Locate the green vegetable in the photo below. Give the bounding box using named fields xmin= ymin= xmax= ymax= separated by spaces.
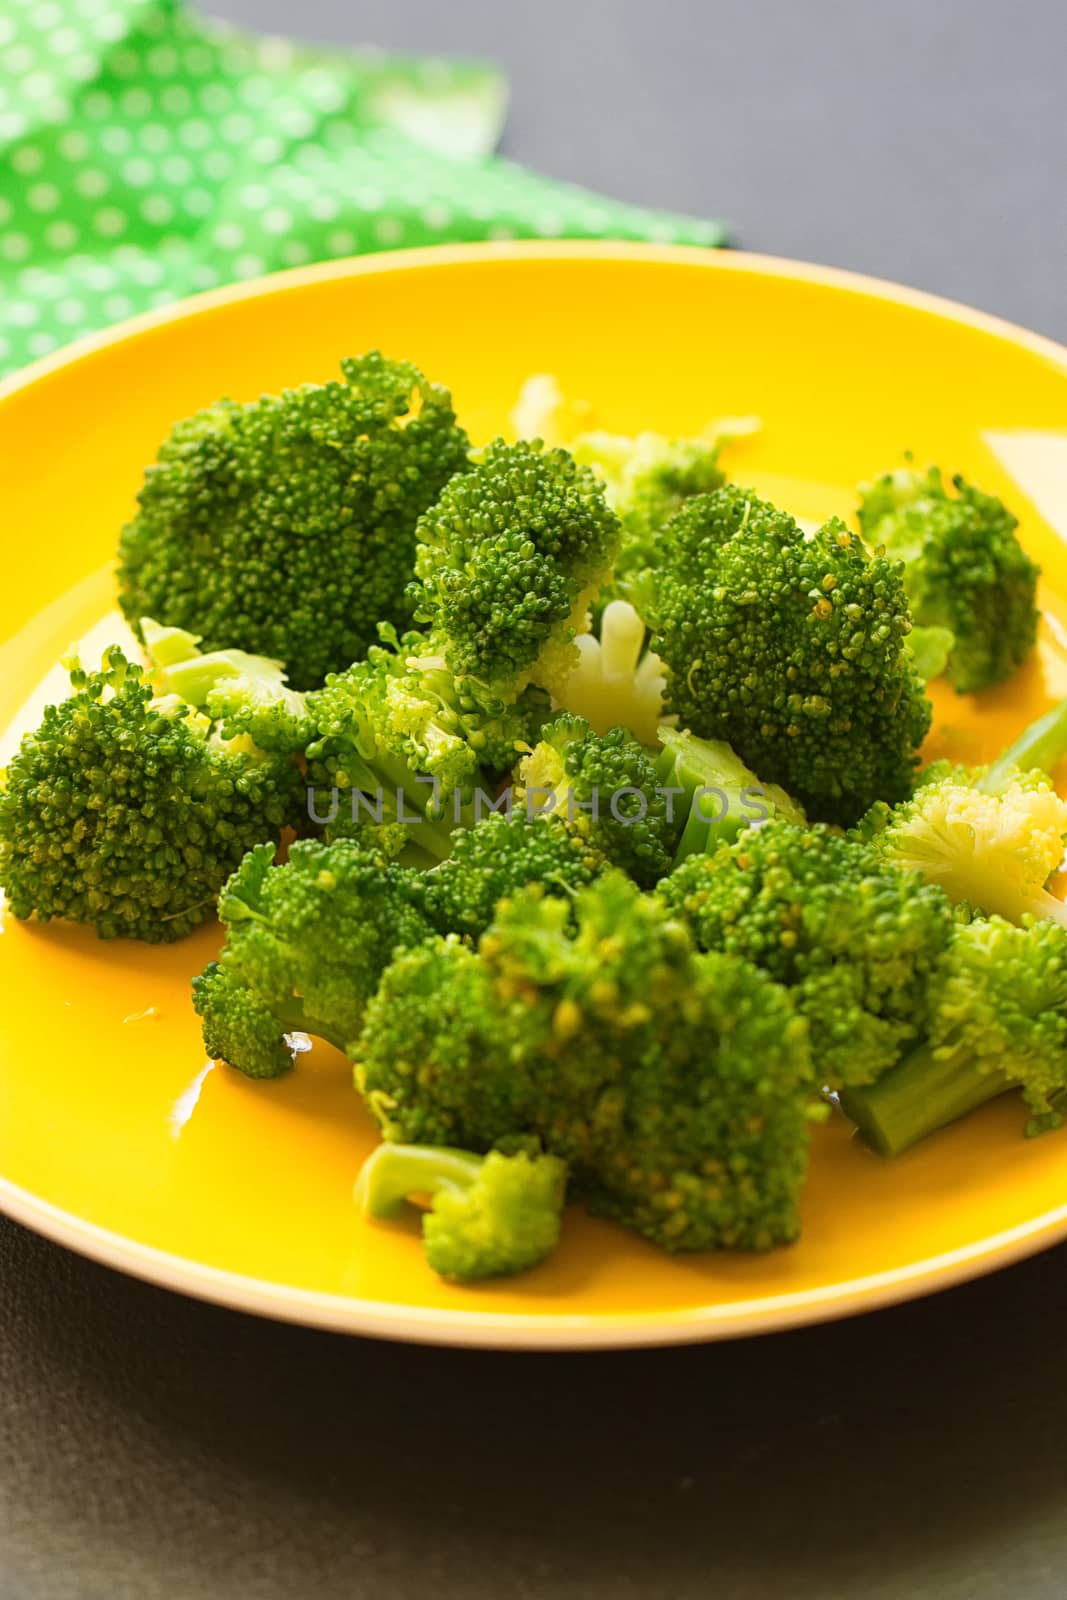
xmin=192 ymin=838 xmax=433 ymax=1077
xmin=142 ymin=618 xmax=311 ymax=755
xmin=117 ymin=351 xmax=471 ymax=690
xmin=647 ymin=486 xmax=931 ymax=826
xmin=839 ymin=916 xmax=1067 ymax=1154
xmin=408 ymin=437 xmax=621 ymax=704
xmin=654 ymin=724 xmax=806 ymax=863
xmin=0 ymin=647 xmax=298 ymax=942
xmin=355 ymin=873 xmax=816 ymax=1253
xmin=515 ymin=713 xmax=678 ymax=887
xmin=421 ymin=812 xmax=604 ymax=941
xmin=858 ymin=465 xmax=1039 ymax=694
xmin=354 ymin=1142 xmax=567 ymax=1282
xmin=658 ymin=820 xmax=958 ymax=1088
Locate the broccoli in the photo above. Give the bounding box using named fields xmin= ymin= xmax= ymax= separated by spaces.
xmin=408 ymin=437 xmax=621 ymax=705
xmin=654 ymin=725 xmax=806 ymax=862
xmin=515 ymin=713 xmax=677 ymax=887
xmin=552 ymin=599 xmax=668 ymax=748
xmin=117 ymin=351 xmax=471 ymax=690
xmin=856 ymin=698 xmax=1067 ymax=929
xmin=192 ymin=837 xmax=432 ymax=1076
xmin=839 ymin=916 xmax=1067 ymax=1154
xmin=0 ymin=647 xmax=298 ymax=942
xmin=647 ymin=486 xmax=931 ymax=826
xmin=142 ymin=618 xmax=311 ymax=755
xmin=354 ymin=1142 xmax=567 ymax=1282
xmin=658 ymin=821 xmax=958 ymax=1088
xmin=421 ymin=812 xmax=604 ymax=941
xmin=354 ymin=874 xmax=816 ymax=1253
xmin=858 ymin=464 xmax=1040 ymax=693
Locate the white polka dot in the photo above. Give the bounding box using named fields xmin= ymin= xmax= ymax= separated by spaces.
xmin=11 ymin=144 xmax=43 ymax=175
xmin=160 ymin=84 xmax=191 ymax=115
xmin=250 ymin=135 xmax=282 ymax=164
xmin=49 ymin=25 xmax=81 ymax=55
xmin=104 ymin=292 xmax=133 ymax=319
xmin=23 ymin=70 xmax=58 ymax=103
xmin=322 ymin=121 xmax=356 ymax=152
xmin=92 ymin=10 xmax=125 ymax=40
xmin=199 ymin=82 xmax=231 ymax=114
xmin=279 ymin=106 xmax=314 ymax=139
xmin=355 ymin=186 xmax=384 ymax=210
xmin=27 ymin=182 xmax=60 ymax=212
xmin=67 ymin=53 xmax=98 ymax=82
xmin=221 ymin=112 xmax=252 ymax=142
xmin=422 ymin=203 xmax=452 ymax=230
xmin=39 ymin=94 xmax=70 ymax=122
xmin=0 ymin=112 xmax=28 ymax=141
xmin=179 ymin=118 xmax=211 ymax=149
xmin=0 ymin=18 xmax=13 ymax=46
xmin=120 ymin=86 xmax=152 ymax=118
xmin=45 ymin=219 xmax=78 ymax=249
xmin=8 ymin=300 xmax=38 ymax=327
xmin=280 ymin=238 xmax=310 ymax=266
xmin=373 ymin=218 xmax=402 ymax=246
xmin=33 ymin=2 xmax=62 ymax=26
xmin=300 ymin=70 xmax=344 ymax=112
xmin=202 ymin=150 xmax=232 ymax=180
xmin=141 ymin=195 xmax=174 ymax=225
xmin=257 ymin=36 xmax=293 ymax=69
xmin=328 ymin=227 xmax=357 ymax=254
xmin=262 ymin=207 xmax=292 ymax=235
xmin=123 ymin=157 xmax=153 ymax=185
xmin=190 ymin=262 xmax=219 ymax=289
xmin=308 ymin=193 xmax=338 ymax=222
xmin=5 ymin=44 xmax=33 ymax=73
xmin=128 ymin=256 xmax=162 ymax=285
xmin=109 ymin=47 xmax=139 ymax=78
xmin=487 ymin=223 xmax=515 ymax=241
xmin=59 ymin=129 xmax=90 ymax=160
xmin=182 ymin=187 xmax=213 ymax=217
xmin=140 ymin=123 xmax=170 ymax=153
xmin=82 ymin=262 xmax=116 ymax=290
xmin=233 ymin=253 xmax=265 ymax=279
xmin=148 ymin=287 xmax=173 ymax=309
xmin=240 ymin=76 xmax=272 ymax=109
xmin=100 ymin=124 xmax=131 ymax=155
xmin=28 ymin=332 xmax=58 ymax=357
xmin=183 ymin=45 xmax=214 ymax=76
xmin=93 ymin=206 xmax=127 ymax=237
xmin=147 ymin=44 xmax=179 ymax=75
xmin=161 ymin=153 xmax=193 ymax=184
xmin=213 ymin=220 xmax=243 ymax=249
xmin=74 ymin=168 xmax=109 ymax=198
xmin=239 ymin=182 xmax=270 ymax=209
xmin=55 ymin=297 xmax=87 ymax=326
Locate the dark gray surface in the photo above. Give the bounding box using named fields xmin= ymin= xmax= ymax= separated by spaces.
xmin=4 ymin=3 xmax=1067 ymax=1596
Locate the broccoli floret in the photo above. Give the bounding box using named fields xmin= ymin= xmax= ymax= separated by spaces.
xmin=117 ymin=352 xmax=471 ymax=690
xmin=142 ymin=618 xmax=311 ymax=755
xmin=408 ymin=438 xmax=621 ymax=704
xmin=354 ymin=874 xmax=816 ymax=1253
xmin=552 ymin=599 xmax=668 ymax=748
xmin=515 ymin=713 xmax=677 ymax=887
xmin=647 ymin=487 xmax=931 ymax=826
xmin=658 ymin=821 xmax=957 ymax=1087
xmin=858 ymin=465 xmax=1039 ymax=693
xmin=839 ymin=916 xmax=1067 ymax=1153
xmin=421 ymin=813 xmax=604 ymax=940
xmin=354 ymin=1142 xmax=567 ymax=1282
xmin=192 ymin=838 xmax=432 ymax=1076
xmin=0 ymin=647 xmax=298 ymax=942
xmin=654 ymin=725 xmax=806 ymax=862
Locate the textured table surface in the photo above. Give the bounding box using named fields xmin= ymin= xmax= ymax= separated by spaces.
xmin=4 ymin=2 xmax=1067 ymax=1596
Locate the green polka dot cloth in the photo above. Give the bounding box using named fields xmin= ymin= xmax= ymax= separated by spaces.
xmin=0 ymin=0 xmax=727 ymax=378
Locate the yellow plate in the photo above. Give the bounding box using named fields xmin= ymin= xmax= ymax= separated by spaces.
xmin=3 ymin=243 xmax=1067 ymax=1349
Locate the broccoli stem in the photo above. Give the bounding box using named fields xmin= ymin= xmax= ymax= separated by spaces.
xmin=979 ymin=695 xmax=1067 ymax=794
xmin=838 ymin=1043 xmax=1009 ymax=1156
xmin=354 ymin=1142 xmax=480 ymax=1218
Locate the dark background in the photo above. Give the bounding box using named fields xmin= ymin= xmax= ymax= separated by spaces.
xmin=4 ymin=2 xmax=1067 ymax=1595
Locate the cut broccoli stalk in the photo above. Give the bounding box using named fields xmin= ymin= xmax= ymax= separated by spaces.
xmin=655 ymin=725 xmax=806 ymax=863
xmin=142 ymin=615 xmax=310 ymax=755
xmin=838 ymin=1043 xmax=1010 ymax=1157
xmin=978 ymin=694 xmax=1067 ymax=795
xmin=906 ymin=625 xmax=956 ymax=683
xmin=354 ymin=1142 xmax=567 ymax=1282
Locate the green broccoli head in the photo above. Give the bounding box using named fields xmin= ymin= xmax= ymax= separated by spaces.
xmin=355 ymin=873 xmax=816 ymax=1253
xmin=117 ymin=352 xmax=471 ymax=690
xmin=658 ymin=821 xmax=958 ymax=1087
xmin=839 ymin=916 xmax=1067 ymax=1154
xmin=0 ymin=648 xmax=298 ymax=942
xmin=858 ymin=770 xmax=1067 ymax=928
xmin=193 ymin=837 xmax=433 ymax=1075
xmin=858 ymin=465 xmax=1040 ymax=694
xmin=408 ymin=438 xmax=621 ymax=702
xmin=516 ymin=712 xmax=678 ymax=887
xmin=421 ymin=813 xmax=605 ymax=940
xmin=647 ymin=486 xmax=931 ymax=826
xmin=354 ymin=1142 xmax=567 ymax=1282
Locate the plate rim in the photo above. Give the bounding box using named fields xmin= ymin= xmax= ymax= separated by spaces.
xmin=3 ymin=240 xmax=1067 ymax=1348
